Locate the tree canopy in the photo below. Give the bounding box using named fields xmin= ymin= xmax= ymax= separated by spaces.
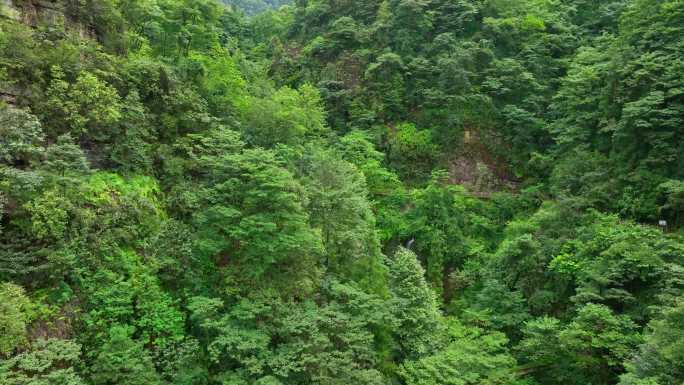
xmin=0 ymin=0 xmax=683 ymax=384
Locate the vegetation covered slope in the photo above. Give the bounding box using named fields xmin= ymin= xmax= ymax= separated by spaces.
xmin=0 ymin=1 xmax=683 ymax=385
xmin=222 ymin=0 xmax=292 ymax=15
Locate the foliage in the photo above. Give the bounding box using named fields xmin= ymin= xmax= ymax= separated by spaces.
xmin=620 ymin=300 xmax=684 ymax=385
xmin=223 ymin=0 xmax=292 ymax=15
xmin=400 ymin=320 xmax=519 ymax=385
xmin=189 ymin=281 xmax=390 ymax=384
xmin=239 ymin=83 xmax=327 ymax=147
xmin=301 ymin=149 xmax=385 ymax=290
xmin=0 ymin=339 xmax=86 ymax=385
xmin=89 ymin=325 xmax=161 ymax=385
xmin=0 ymin=106 xmax=44 ymax=167
xmin=41 ymin=67 xmax=122 ymax=139
xmin=0 ymin=282 xmax=31 ymax=356
xmin=518 ymin=304 xmax=642 ymax=385
xmin=0 ymin=1 xmax=683 ymax=385
xmin=388 ymin=248 xmax=443 ymax=359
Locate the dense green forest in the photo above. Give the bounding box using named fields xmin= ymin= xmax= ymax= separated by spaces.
xmin=0 ymin=0 xmax=683 ymax=384
xmin=222 ymin=0 xmax=291 ymax=15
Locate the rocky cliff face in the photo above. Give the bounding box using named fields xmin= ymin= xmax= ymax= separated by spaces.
xmin=1 ymin=0 xmax=65 ymax=27
xmin=0 ymin=0 xmax=67 ymax=105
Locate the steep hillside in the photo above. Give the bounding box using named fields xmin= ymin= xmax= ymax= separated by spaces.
xmin=1 ymin=1 xmax=683 ymax=385
xmin=222 ymin=0 xmax=292 ymax=14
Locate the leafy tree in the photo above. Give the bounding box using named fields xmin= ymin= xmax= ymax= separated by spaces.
xmin=400 ymin=320 xmax=519 ymax=385
xmin=337 ymin=130 xmax=408 ymax=243
xmin=658 ymin=179 xmax=684 ymax=227
xmin=189 ymin=281 xmax=390 ymax=385
xmin=186 ymin=129 xmax=324 ymax=295
xmin=153 ymin=338 xmax=208 ymax=385
xmin=190 ymin=50 xmax=246 ymax=118
xmin=302 ymin=149 xmax=385 ymax=289
xmin=387 ymin=122 xmax=437 ymax=181
xmin=557 ymin=214 xmax=682 ymax=321
xmin=0 ymin=339 xmax=86 ymax=385
xmin=364 ymin=52 xmax=406 ymax=121
xmin=41 ymin=67 xmax=122 ymax=140
xmin=405 ymin=171 xmax=485 ymax=295
xmin=0 ymin=282 xmax=31 ymax=356
xmin=109 ymin=92 xmax=155 ymax=173
xmin=0 ymin=106 xmax=44 ymax=167
xmin=620 ymin=300 xmax=684 ymax=385
xmin=459 ymin=278 xmax=531 ymax=339
xmin=518 ymin=304 xmax=641 ymax=385
xmin=90 ymin=325 xmax=161 ymax=385
xmin=387 ymin=247 xmax=443 ymax=359
xmin=42 ymin=134 xmax=90 ymax=179
xmin=491 ymin=202 xmax=582 ymax=314
xmin=239 ymin=83 xmax=327 ymax=147
xmin=560 ymin=304 xmax=641 ymax=383
xmin=24 ymin=189 xmax=71 ymax=241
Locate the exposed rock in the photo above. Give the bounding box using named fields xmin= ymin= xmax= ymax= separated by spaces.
xmin=448 ymin=128 xmax=519 ymax=197
xmin=1 ymin=0 xmax=65 ymax=27
xmin=0 ymin=0 xmax=22 ymax=21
